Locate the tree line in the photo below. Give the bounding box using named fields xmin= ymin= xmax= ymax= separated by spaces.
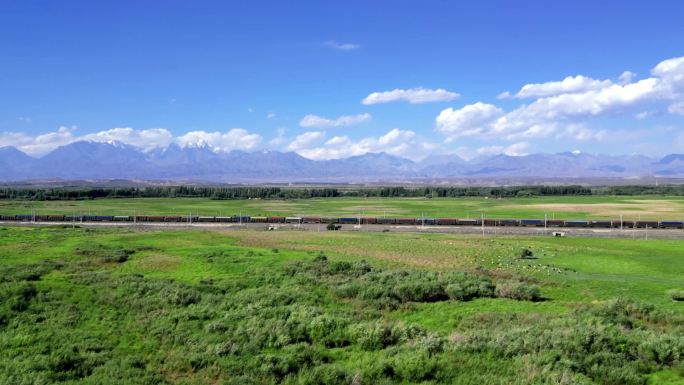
xmin=1 ymin=184 xmax=684 ymax=200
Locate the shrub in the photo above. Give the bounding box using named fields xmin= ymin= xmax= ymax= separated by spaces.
xmin=446 ymin=275 xmax=495 ymax=301
xmin=495 ymin=280 xmax=541 ymax=301
xmin=667 ymin=289 xmax=684 ymax=301
xmin=519 ymin=248 xmax=535 ymax=259
xmin=351 ymin=322 xmax=406 ymax=350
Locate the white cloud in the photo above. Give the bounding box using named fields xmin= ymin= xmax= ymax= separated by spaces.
xmin=267 ymin=112 xmax=276 ymax=119
xmin=619 ymin=71 xmax=636 ymax=85
xmin=324 ymin=40 xmax=360 ymax=51
xmin=299 ymin=113 xmax=371 ymax=128
xmin=294 ymin=128 xmax=436 ymax=161
xmin=176 ymin=129 xmax=262 ymax=152
xmin=0 ymin=126 xmax=263 ymax=156
xmin=18 ymin=117 xmax=32 ymax=123
xmin=82 ymin=128 xmax=174 ymax=151
xmin=267 ymin=128 xmax=288 ymax=148
xmin=437 ymin=55 xmax=684 ymax=144
xmin=669 ymin=101 xmax=684 ymax=115
xmin=476 ymin=142 xmax=529 ymax=157
xmin=362 ymin=87 xmax=459 ymax=105
xmin=435 ymin=102 xmax=504 ymax=141
xmin=501 ymin=75 xmax=613 ymax=99
xmin=287 ymin=131 xmax=325 ymax=151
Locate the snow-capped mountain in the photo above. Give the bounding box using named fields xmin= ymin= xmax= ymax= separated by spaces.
xmin=0 ymin=141 xmax=681 ymax=182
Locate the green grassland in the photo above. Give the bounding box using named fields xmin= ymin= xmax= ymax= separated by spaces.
xmin=1 ymin=226 xmax=683 ymax=384
xmin=2 ymin=195 xmax=684 ymax=219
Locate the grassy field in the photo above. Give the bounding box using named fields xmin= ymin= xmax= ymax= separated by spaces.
xmin=2 ymin=195 xmax=684 ymax=220
xmin=1 ymin=225 xmax=683 ymax=384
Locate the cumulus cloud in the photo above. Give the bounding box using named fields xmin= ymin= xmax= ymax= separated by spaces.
xmin=176 ymin=129 xmax=262 ymax=152
xmin=293 ymin=128 xmax=436 ymax=161
xmin=287 ymin=131 xmax=325 ymax=151
xmin=619 ymin=71 xmax=636 ymax=85
xmin=362 ymin=87 xmax=459 ymax=105
xmin=0 ymin=126 xmax=78 ymax=156
xmin=0 ymin=126 xmax=262 ymax=156
xmin=476 ymin=142 xmax=529 ymax=157
xmin=435 ymin=102 xmax=504 ymax=141
xmin=299 ymin=113 xmax=371 ymax=128
xmin=500 ymin=75 xmax=612 ymax=99
xmin=81 ymin=128 xmax=174 ymax=151
xmin=325 ymin=40 xmax=360 ymax=51
xmin=668 ymin=101 xmax=684 ymax=115
xmin=436 ymin=55 xmax=684 ymax=143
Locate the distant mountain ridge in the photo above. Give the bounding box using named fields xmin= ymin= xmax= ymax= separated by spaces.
xmin=1 ymin=140 xmax=683 ymax=182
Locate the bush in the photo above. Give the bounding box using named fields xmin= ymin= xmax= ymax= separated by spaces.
xmin=519 ymin=248 xmax=535 ymax=259
xmin=445 ymin=275 xmax=495 ymax=301
xmin=351 ymin=322 xmax=410 ymax=350
xmin=667 ymin=289 xmax=684 ymax=301
xmin=495 ymin=280 xmax=541 ymax=301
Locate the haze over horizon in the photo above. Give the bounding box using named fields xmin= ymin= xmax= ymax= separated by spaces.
xmin=1 ymin=1 xmax=684 ymax=162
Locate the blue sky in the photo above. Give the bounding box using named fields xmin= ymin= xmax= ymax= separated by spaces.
xmin=1 ymin=0 xmax=684 ymax=159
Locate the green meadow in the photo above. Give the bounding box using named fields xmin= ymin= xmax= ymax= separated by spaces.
xmin=2 ymin=195 xmax=684 ymax=219
xmin=1 ymin=225 xmax=683 ymax=384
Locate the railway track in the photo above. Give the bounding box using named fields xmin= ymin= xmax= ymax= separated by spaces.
xmin=1 ymin=214 xmax=682 ymax=229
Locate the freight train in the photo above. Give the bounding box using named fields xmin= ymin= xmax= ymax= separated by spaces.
xmin=1 ymin=214 xmax=682 ymax=229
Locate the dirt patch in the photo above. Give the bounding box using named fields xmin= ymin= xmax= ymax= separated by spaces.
xmin=136 ymin=254 xmax=182 ymax=272
xmin=512 ymin=201 xmax=684 ymax=219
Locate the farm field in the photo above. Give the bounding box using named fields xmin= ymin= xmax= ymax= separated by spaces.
xmin=2 ymin=195 xmax=684 ymax=220
xmin=1 ymin=225 xmax=683 ymax=384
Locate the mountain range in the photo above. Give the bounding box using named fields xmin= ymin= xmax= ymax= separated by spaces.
xmin=2 ymin=141 xmax=684 ymax=183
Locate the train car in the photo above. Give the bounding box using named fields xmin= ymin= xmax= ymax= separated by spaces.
xmin=212 ymin=216 xmax=231 ymax=222
xmin=47 ymin=215 xmax=66 ymax=221
xmin=435 ymin=218 xmax=458 ymax=225
xmin=162 ymin=216 xmax=181 ymax=222
xmin=0 ymin=215 xmax=17 ymax=221
xmin=393 ymin=218 xmax=417 ymax=225
xmin=591 ymin=220 xmax=613 ymax=228
xmin=520 ymin=219 xmax=544 ymax=227
xmin=635 ymin=220 xmax=658 ymax=228
xmin=285 ymin=217 xmax=302 ymax=224
xmin=360 ymin=217 xmax=378 ymax=225
xmin=546 ymin=220 xmax=564 ymax=227
xmin=197 ymin=216 xmax=216 ymax=222
xmin=145 ymin=216 xmax=165 ymax=222
xmin=15 ymin=214 xmax=33 ymax=221
xmin=376 ymin=217 xmax=395 ymax=225
xmin=338 ymin=217 xmax=358 ymax=224
xmin=232 ymin=216 xmax=250 ymax=223
xmin=484 ymin=219 xmax=498 ymax=227
xmin=113 ymin=216 xmax=131 ymax=221
xmin=302 ymin=216 xmax=322 ymax=223
xmin=268 ymin=216 xmax=285 ymax=223
xmin=420 ymin=218 xmax=436 ymax=226
xmin=455 ymin=219 xmax=479 ymax=226
xmin=498 ymin=219 xmax=519 ymax=226
xmin=620 ymin=220 xmax=636 ymax=229
xmin=250 ymin=216 xmax=268 ymax=223
xmin=660 ymin=221 xmax=684 ymax=229
xmin=565 ymin=220 xmax=590 ymax=227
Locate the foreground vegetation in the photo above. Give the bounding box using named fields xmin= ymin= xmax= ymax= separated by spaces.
xmin=1 ymin=226 xmax=683 ymax=384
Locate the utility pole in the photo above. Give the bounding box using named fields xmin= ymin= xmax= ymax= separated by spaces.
xmin=620 ymin=214 xmax=623 ymax=232
xmin=481 ymin=212 xmax=485 ymax=238
xmin=544 ymin=213 xmax=547 ymax=235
